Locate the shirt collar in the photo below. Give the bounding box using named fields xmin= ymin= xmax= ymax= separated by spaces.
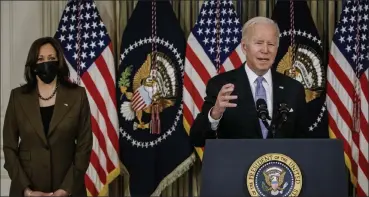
xmin=244 ymin=63 xmax=272 ymax=86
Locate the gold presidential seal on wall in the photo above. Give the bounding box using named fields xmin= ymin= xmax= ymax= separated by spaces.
xmin=277 ymin=45 xmax=324 ymax=103
xmin=246 ymin=153 xmax=302 ymax=197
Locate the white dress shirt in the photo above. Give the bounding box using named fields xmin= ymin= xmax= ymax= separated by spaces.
xmin=208 ymin=64 xmax=273 ymax=130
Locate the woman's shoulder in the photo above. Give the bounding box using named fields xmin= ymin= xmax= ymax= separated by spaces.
xmin=12 ymin=86 xmax=23 ymax=92
xmin=61 ymin=83 xmax=87 ymax=97
xmin=11 ymin=85 xmax=29 ymax=95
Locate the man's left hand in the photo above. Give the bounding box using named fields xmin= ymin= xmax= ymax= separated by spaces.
xmin=52 ymin=189 xmax=69 ymax=196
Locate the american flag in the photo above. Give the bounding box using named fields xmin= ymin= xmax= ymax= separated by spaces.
xmin=327 ymin=0 xmax=369 ymax=196
xmin=54 ymin=0 xmax=120 ymax=196
xmin=183 ymin=0 xmax=245 ymax=159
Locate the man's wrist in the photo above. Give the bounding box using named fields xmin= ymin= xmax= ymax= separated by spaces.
xmin=210 ymin=107 xmax=222 ymax=120
xmin=61 ymin=189 xmax=71 ymax=196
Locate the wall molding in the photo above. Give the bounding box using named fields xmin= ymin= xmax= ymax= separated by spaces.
xmin=1 ymin=2 xmax=13 ymax=194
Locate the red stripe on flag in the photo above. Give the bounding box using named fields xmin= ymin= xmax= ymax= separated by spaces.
xmin=95 ymin=54 xmax=118 ymax=109
xmin=85 ymin=173 xmax=98 ymax=196
xmin=183 ymin=103 xmax=195 ymax=127
xmin=91 ymin=115 xmax=115 ymax=172
xmin=228 ymin=50 xmax=242 ymax=68
xmin=108 ymin=43 xmax=114 ymax=55
xmin=360 ymin=112 xmax=369 ymax=142
xmin=360 ymin=74 xmax=368 ymax=103
xmin=327 ymin=81 xmax=363 ymax=173
xmin=81 ymin=73 xmax=119 ymax=153
xmin=186 ymin=44 xmax=212 ymax=84
xmin=329 ymin=55 xmax=355 ymax=100
xmin=357 ymin=185 xmax=366 ymax=197
xmin=184 ymin=73 xmax=205 ymax=112
xmin=218 ymin=65 xmax=226 ymax=73
xmin=328 ymin=113 xmax=358 ymax=177
xmin=90 ymin=149 xmax=107 ymax=184
xmin=327 ymin=82 xmax=354 ymax=130
xmin=358 ymin=147 xmax=369 ymax=178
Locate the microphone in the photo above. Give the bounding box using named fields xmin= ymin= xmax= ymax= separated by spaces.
xmin=256 ymin=99 xmax=271 ymax=121
xmin=256 ymin=99 xmax=274 ymax=138
xmin=278 ymin=103 xmax=290 ymax=122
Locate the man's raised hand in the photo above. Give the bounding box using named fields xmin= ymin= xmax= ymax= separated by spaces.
xmin=210 ymin=83 xmax=237 ymax=120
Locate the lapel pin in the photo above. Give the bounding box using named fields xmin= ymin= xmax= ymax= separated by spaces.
xmin=279 ymin=86 xmax=284 ymax=89
xmin=64 ymin=103 xmax=68 ymax=107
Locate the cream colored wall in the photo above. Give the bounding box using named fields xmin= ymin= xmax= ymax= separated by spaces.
xmin=1 ymin=2 xmax=43 ymax=194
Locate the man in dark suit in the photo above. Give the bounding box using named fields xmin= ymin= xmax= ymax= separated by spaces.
xmin=190 ymin=16 xmax=308 ymax=147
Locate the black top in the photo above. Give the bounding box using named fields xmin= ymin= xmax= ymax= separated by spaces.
xmin=40 ymin=105 xmax=54 ymax=136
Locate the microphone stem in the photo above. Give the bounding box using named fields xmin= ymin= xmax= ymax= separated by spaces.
xmin=269 ymin=124 xmax=276 ymax=138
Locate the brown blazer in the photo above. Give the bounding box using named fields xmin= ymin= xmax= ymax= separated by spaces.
xmin=2 ymin=84 xmax=93 ymax=197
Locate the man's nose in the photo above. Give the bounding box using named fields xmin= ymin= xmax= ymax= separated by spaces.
xmin=261 ymin=44 xmax=268 ymax=53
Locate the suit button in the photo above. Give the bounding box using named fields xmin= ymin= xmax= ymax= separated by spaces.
xmin=45 ymin=145 xmax=50 ymax=150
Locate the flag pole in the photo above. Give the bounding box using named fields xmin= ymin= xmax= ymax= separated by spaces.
xmin=323 ymin=0 xmax=329 ymax=72
xmin=238 ymin=0 xmax=243 ymax=21
xmin=353 ymin=186 xmax=356 ymax=197
xmin=245 ymin=0 xmax=248 ymax=21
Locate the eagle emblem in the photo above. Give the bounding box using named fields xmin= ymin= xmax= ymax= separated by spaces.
xmin=262 ymin=167 xmax=288 ymax=196
xmin=277 ymin=45 xmax=324 ymax=103
xmin=246 ymin=153 xmax=302 ymax=197
xmin=119 ymin=52 xmax=178 ymax=134
xmin=275 ymin=29 xmax=327 ymax=132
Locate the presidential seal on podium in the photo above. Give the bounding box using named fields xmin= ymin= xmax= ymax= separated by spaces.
xmin=246 ymin=153 xmax=302 ymax=197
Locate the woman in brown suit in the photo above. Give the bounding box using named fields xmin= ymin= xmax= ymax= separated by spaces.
xmin=2 ymin=37 xmax=93 ymax=197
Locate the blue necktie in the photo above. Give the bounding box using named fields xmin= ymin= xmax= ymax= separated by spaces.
xmin=255 ymin=76 xmax=268 ymax=139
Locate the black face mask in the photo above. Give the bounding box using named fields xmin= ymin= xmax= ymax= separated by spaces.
xmin=33 ymin=61 xmax=58 ymax=84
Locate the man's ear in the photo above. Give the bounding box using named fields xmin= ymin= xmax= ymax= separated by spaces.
xmin=241 ymin=40 xmax=247 ymax=55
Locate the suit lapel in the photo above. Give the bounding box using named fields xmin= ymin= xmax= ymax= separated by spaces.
xmin=47 ymin=85 xmax=76 ymax=137
xmin=19 ymin=89 xmax=48 ymax=145
xmin=272 ymin=71 xmax=284 ymax=116
xmin=234 ymin=65 xmax=263 ymax=138
xmin=269 ymin=70 xmax=284 ymax=138
xmin=234 ymin=65 xmax=251 ymax=106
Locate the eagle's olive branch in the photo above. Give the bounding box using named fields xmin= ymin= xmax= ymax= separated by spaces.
xmin=119 ymin=65 xmax=133 ymax=100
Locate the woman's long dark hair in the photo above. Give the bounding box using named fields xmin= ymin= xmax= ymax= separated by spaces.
xmin=22 ymin=37 xmax=78 ymax=93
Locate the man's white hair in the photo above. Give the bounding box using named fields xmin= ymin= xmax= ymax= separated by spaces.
xmin=241 ymin=16 xmax=280 ymax=46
